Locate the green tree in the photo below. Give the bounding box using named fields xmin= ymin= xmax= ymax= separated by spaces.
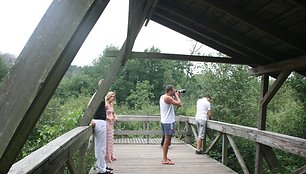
xmin=287 ymin=72 xmax=306 ymax=105
xmin=194 ymin=63 xmax=260 ymax=126
xmin=126 ymin=80 xmax=154 ymax=110
xmin=96 ymin=46 xmax=193 ymax=105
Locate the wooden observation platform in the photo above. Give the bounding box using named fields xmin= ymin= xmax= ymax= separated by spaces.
xmin=89 ymin=138 xmax=237 ymax=174
xmin=1 ymin=0 xmax=306 ymax=173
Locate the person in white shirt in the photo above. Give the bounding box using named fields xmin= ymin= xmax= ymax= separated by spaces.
xmin=195 ymin=95 xmax=212 ymax=154
xmin=159 ymin=85 xmax=182 ymax=165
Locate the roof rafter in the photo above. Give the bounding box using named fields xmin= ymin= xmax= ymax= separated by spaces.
xmin=202 ymin=0 xmax=306 ymax=53
xmin=154 ymin=5 xmax=274 ymax=63
xmin=152 ymin=14 xmax=254 ymax=63
xmin=105 ymin=51 xmax=258 ymax=65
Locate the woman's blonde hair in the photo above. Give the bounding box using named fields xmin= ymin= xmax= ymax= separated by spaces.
xmin=105 ymin=91 xmax=116 ymax=104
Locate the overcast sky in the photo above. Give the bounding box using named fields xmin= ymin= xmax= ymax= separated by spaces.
xmin=0 ymin=0 xmax=216 ymax=66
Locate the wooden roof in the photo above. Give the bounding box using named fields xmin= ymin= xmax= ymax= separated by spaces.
xmin=148 ymin=0 xmax=306 ymax=76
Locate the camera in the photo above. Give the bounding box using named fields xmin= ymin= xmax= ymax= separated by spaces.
xmin=176 ymin=89 xmax=186 ymax=93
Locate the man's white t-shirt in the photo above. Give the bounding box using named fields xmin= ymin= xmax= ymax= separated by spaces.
xmin=159 ymin=95 xmax=175 ymax=123
xmin=195 ymin=97 xmax=211 ymax=120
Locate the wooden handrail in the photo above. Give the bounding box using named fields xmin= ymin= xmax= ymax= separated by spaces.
xmin=189 ymin=118 xmax=306 ymax=158
xmin=188 ymin=117 xmax=306 ymax=173
xmin=115 ymin=115 xmax=190 ymax=136
xmin=9 ymin=126 xmax=92 ymax=174
xmin=9 ymin=115 xmax=306 ymax=173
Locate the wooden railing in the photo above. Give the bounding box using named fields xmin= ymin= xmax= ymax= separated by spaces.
xmin=188 ymin=118 xmax=306 ymax=174
xmin=114 ymin=115 xmax=191 ymax=143
xmin=9 ymin=126 xmax=93 ymax=174
xmin=9 ymin=115 xmax=306 ymax=174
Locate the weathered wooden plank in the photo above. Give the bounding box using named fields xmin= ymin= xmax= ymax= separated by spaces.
xmin=90 ymin=144 xmax=237 ymax=174
xmin=205 ymin=133 xmax=222 ymax=154
xmin=291 ymin=164 xmax=306 ymax=174
xmin=261 ymin=71 xmax=290 ymax=106
xmin=250 ymin=55 xmax=306 ymax=76
xmin=117 ymin=115 xmax=161 ymax=121
xmin=196 ymin=119 xmax=306 ymax=158
xmin=0 ymin=0 xmax=109 ymax=173
xmin=226 ymin=135 xmax=249 ymax=174
xmin=222 ymin=134 xmax=229 ymax=165
xmin=256 ymin=74 xmax=269 ymax=174
xmin=190 ymin=124 xmax=198 ymax=142
xmin=8 ymin=126 xmax=92 ymax=174
xmin=116 ymin=115 xmax=189 ymax=122
xmin=115 ymin=130 xmax=189 ymax=136
xmin=262 ymin=145 xmax=284 ymax=173
xmin=104 ymin=51 xmax=258 ymax=65
xmin=116 ymin=116 xmax=306 ymax=158
xmin=78 ymin=143 xmax=87 ymax=173
xmin=66 ymin=159 xmax=77 ymax=174
xmin=114 ymin=138 xmax=184 ymax=144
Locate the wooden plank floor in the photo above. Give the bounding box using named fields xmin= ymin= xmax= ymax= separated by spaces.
xmin=90 ymin=138 xmax=237 ymax=174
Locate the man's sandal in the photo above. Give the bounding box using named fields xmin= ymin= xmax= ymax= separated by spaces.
xmin=162 ymin=159 xmax=175 ymax=165
xmin=161 ymin=158 xmax=171 ymax=162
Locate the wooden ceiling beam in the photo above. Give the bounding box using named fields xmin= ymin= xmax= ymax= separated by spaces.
xmin=155 ymin=5 xmax=275 ymax=62
xmin=152 ymin=14 xmax=254 ymax=63
xmin=105 ymin=51 xmax=258 ymax=65
xmin=202 ymin=0 xmax=306 ymax=53
xmin=250 ymin=55 xmax=306 ymax=76
xmin=291 ymin=0 xmax=306 ymax=13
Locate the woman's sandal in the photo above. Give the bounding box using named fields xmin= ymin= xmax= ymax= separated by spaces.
xmin=98 ymin=169 xmax=113 ymax=174
xmin=162 ymin=159 xmax=175 ymax=165
xmin=106 ymin=166 xmax=113 ymax=171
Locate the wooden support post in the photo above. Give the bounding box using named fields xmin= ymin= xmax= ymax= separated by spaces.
xmin=227 ymin=135 xmax=250 ymax=174
xmin=145 ymin=121 xmax=150 ymax=144
xmin=255 ymin=71 xmax=290 ymax=174
xmin=187 ymin=123 xmax=195 ymax=144
xmin=202 ymin=127 xmax=207 ymax=152
xmin=205 ymin=132 xmax=222 ymax=154
xmin=78 ymin=143 xmax=87 ymax=174
xmin=262 ymin=145 xmax=284 ymax=173
xmin=55 ymin=166 xmax=65 ymax=174
xmin=222 ymin=133 xmax=229 ymax=165
xmin=66 ymin=158 xmax=77 ymax=174
xmin=190 ymin=124 xmax=198 ymax=144
xmin=255 ymin=74 xmax=269 ymax=174
xmin=0 ymin=0 xmax=109 ymax=173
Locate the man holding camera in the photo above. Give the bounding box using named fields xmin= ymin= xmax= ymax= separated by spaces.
xmin=159 ymin=85 xmax=182 ymax=165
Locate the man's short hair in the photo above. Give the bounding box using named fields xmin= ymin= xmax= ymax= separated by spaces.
xmin=165 ymin=85 xmax=174 ymax=92
xmin=204 ymin=94 xmax=211 ymax=99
